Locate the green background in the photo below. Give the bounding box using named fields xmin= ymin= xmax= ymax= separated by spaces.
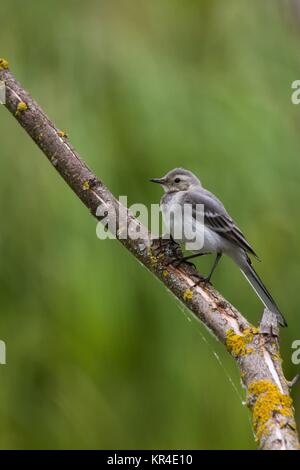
xmin=1 ymin=0 xmax=300 ymax=450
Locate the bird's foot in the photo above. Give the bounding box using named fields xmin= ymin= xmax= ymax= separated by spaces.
xmin=166 ymin=257 xmax=197 ymax=270
xmin=191 ymin=273 xmax=212 ymax=288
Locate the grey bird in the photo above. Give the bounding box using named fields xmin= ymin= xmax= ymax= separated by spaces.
xmin=150 ymin=168 xmax=287 ymax=327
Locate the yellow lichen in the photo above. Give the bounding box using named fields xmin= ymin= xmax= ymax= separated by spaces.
xmin=15 ymin=101 xmax=28 ymax=116
xmin=226 ymin=327 xmax=259 ymax=357
xmin=162 ymin=270 xmax=169 ymax=278
xmin=248 ymin=380 xmax=293 ymax=442
xmin=0 ymin=58 xmax=9 ymax=70
xmin=183 ymin=289 xmax=193 ymax=301
xmin=150 ymin=255 xmax=158 ymax=267
xmin=58 ymin=130 xmax=67 ymax=137
xmin=82 ymin=180 xmax=90 ymax=190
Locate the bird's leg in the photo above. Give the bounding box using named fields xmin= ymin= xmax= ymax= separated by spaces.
xmin=205 ymin=252 xmax=222 ymax=282
xmin=192 ymin=252 xmax=222 ymax=286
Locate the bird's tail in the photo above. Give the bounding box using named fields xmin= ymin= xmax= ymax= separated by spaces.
xmin=239 ymin=258 xmax=287 ymax=327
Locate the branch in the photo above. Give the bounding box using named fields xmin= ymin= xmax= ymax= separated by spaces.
xmin=0 ymin=59 xmax=299 ymax=450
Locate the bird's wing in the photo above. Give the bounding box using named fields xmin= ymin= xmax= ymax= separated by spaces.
xmin=183 ymin=188 xmax=259 ymax=259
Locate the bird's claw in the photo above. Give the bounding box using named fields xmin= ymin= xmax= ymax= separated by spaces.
xmin=191 ymin=273 xmax=212 ymax=288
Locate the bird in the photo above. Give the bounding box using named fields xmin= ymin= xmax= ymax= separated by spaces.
xmin=150 ymin=168 xmax=287 ymax=327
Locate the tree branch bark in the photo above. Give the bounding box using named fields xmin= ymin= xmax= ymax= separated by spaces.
xmin=0 ymin=60 xmax=299 ymax=450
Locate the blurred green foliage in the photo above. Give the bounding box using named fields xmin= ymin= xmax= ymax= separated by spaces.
xmin=1 ymin=0 xmax=300 ymax=450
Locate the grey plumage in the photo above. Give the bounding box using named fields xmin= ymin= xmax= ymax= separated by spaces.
xmin=183 ymin=188 xmax=260 ymax=259
xmin=150 ymin=168 xmax=287 ymax=327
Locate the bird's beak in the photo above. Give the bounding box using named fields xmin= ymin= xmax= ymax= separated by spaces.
xmin=149 ymin=177 xmax=166 ymax=185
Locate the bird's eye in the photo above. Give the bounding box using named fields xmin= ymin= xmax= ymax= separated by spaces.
xmin=174 ymin=177 xmax=181 ymax=183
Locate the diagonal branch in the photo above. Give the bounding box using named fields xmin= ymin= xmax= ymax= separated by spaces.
xmin=0 ymin=60 xmax=299 ymax=450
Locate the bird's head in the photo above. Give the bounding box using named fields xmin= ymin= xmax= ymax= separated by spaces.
xmin=150 ymin=168 xmax=201 ymax=193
